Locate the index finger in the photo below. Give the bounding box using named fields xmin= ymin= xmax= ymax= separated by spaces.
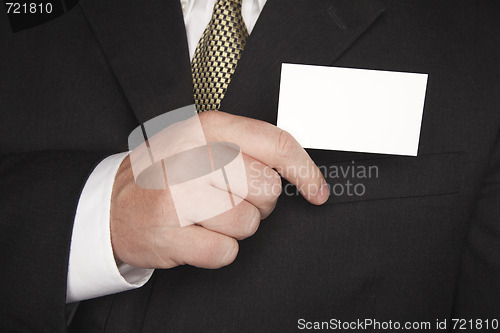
xmin=199 ymin=111 xmax=329 ymax=205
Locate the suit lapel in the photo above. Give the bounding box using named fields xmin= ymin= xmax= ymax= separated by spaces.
xmin=80 ymin=0 xmax=385 ymax=125
xmin=80 ymin=0 xmax=194 ymax=124
xmin=221 ymin=0 xmax=386 ymax=123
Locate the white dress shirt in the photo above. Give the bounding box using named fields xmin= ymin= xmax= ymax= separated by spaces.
xmin=67 ymin=0 xmax=267 ymax=303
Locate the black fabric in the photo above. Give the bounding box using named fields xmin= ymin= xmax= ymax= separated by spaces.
xmin=0 ymin=151 xmax=104 ymax=332
xmin=0 ymin=0 xmax=499 ymax=332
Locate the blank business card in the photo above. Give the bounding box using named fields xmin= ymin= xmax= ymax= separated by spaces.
xmin=277 ymin=63 xmax=428 ymax=156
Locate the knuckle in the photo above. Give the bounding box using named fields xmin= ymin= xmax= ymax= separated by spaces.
xmin=198 ymin=109 xmax=222 ymax=126
xmin=276 ymin=129 xmax=297 ymax=161
xmin=197 ymin=236 xmax=221 ymax=263
xmin=198 ymin=110 xmax=226 ymax=140
xmin=198 ymin=235 xmax=238 ymax=267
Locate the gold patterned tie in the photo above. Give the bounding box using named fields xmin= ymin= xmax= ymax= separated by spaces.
xmin=192 ymin=0 xmax=249 ymax=112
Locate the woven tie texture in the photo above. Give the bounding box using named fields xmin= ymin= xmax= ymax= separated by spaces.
xmin=192 ymin=0 xmax=249 ymax=112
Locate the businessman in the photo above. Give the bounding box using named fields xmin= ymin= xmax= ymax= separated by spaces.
xmin=1 ymin=0 xmax=499 ymax=332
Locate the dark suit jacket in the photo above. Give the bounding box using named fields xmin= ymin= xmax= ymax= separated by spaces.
xmin=1 ymin=0 xmax=499 ymax=331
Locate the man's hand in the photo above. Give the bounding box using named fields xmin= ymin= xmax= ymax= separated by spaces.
xmin=110 ymin=111 xmax=329 ymax=269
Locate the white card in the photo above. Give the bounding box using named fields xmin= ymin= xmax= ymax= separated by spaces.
xmin=277 ymin=63 xmax=428 ymax=156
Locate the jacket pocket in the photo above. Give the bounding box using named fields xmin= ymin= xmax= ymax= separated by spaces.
xmin=307 ymin=150 xmax=465 ymax=204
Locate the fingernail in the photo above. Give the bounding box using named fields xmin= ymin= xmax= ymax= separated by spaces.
xmin=221 ymin=240 xmax=238 ymax=265
xmin=246 ymin=209 xmax=261 ymax=235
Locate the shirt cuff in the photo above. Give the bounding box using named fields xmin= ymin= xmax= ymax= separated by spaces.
xmin=67 ymin=152 xmax=154 ymax=303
